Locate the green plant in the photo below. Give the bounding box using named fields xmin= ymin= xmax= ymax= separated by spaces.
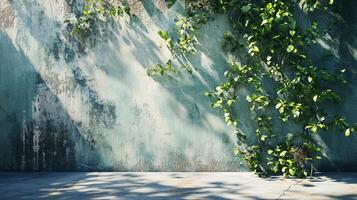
xmin=153 ymin=0 xmax=355 ymax=177
xmin=71 ymin=0 xmax=356 ymax=178
xmin=149 ymin=15 xmax=206 ymax=76
xmin=148 ymin=11 xmax=214 ymax=76
xmin=65 ymin=0 xmax=132 ymax=39
xmin=146 ymin=60 xmax=175 ymax=76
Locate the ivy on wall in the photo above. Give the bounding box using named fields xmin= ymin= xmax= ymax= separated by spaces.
xmin=65 ymin=0 xmax=133 ymax=40
xmin=69 ymin=0 xmax=355 ymax=177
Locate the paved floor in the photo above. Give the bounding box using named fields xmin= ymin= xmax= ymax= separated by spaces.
xmin=0 ymin=172 xmax=356 ymax=199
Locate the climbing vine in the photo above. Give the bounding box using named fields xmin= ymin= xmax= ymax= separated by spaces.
xmin=71 ymin=0 xmax=356 ymax=178
xmin=153 ymin=0 xmax=356 ymax=177
xmin=65 ymin=0 xmax=133 ymax=40
xmin=148 ymin=13 xmax=209 ymax=75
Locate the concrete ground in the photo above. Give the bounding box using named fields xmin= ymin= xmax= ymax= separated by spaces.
xmin=0 ymin=172 xmax=356 ymax=200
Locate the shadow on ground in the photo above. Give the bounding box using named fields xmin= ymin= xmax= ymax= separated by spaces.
xmin=0 ymin=172 xmax=356 ymax=199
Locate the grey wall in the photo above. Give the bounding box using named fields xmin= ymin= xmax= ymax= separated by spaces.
xmin=0 ymin=0 xmax=356 ymax=172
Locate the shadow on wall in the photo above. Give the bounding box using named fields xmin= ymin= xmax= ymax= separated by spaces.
xmin=101 ymin=0 xmax=357 ymax=172
xmin=0 ymin=31 xmax=75 ymax=170
xmin=113 ymin=0 xmax=357 ymax=172
xmin=79 ymin=1 xmax=242 ymax=171
xmin=311 ymin=0 xmax=357 ymax=171
xmin=0 ymin=0 xmax=124 ymax=171
xmin=0 ymin=0 xmax=241 ymax=171
xmin=0 ymin=29 xmax=81 ymax=171
xmin=1 ymin=0 xmax=356 ymax=172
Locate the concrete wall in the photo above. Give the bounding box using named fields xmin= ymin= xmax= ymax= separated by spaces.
xmin=0 ymin=0 xmax=356 ymax=171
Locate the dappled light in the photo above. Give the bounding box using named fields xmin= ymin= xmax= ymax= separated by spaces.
xmin=0 ymin=0 xmax=357 ymax=199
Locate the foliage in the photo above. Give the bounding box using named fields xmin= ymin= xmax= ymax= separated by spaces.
xmin=71 ymin=0 xmax=356 ymax=178
xmin=147 ymin=59 xmax=174 ymax=76
xmin=153 ymin=13 xmax=210 ymax=75
xmin=65 ymin=0 xmax=132 ymax=39
xmin=151 ymin=0 xmax=356 ymax=178
xmin=157 ymin=15 xmax=200 ymax=56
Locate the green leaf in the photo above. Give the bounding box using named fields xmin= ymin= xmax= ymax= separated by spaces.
xmin=213 ymin=100 xmax=223 ymax=108
xmin=282 ymin=166 xmax=287 ymax=173
xmin=305 ymin=124 xmax=318 ymax=133
xmin=289 ymin=168 xmax=296 ymax=176
xmin=242 ymin=5 xmax=251 ymax=13
xmin=308 ymin=125 xmax=317 ymax=133
xmin=261 ymin=19 xmax=269 ymax=26
xmin=266 ymin=3 xmax=273 ymax=10
xmin=204 ymin=91 xmax=211 ymax=97
xmin=158 ymin=30 xmax=170 ymax=41
xmin=278 ymin=106 xmax=285 ymax=114
xmin=345 ymin=128 xmax=351 ymax=136
xmin=287 ymin=159 xmax=293 ymax=166
xmin=233 ymin=121 xmax=238 ymax=127
xmin=313 ymin=95 xmax=318 ymax=102
xmin=166 ymin=60 xmax=174 ymax=72
xmin=261 ymin=135 xmax=267 ymax=141
xmin=308 ymin=76 xmax=313 ymax=83
xmin=227 ymin=100 xmax=234 ymax=106
xmin=289 ymin=30 xmax=296 ymax=36
xmin=279 ymin=151 xmax=287 ymax=157
xmin=287 ymin=45 xmax=295 ymax=53
xmin=124 ymin=7 xmax=131 ymax=15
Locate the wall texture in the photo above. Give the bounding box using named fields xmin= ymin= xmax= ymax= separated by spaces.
xmin=0 ymin=0 xmax=356 ymax=172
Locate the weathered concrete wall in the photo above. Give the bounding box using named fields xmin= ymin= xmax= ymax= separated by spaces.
xmin=0 ymin=0 xmax=239 ymax=171
xmin=0 ymin=0 xmax=356 ymax=171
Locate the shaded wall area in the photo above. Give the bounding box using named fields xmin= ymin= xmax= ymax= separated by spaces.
xmin=0 ymin=30 xmax=90 ymax=171
xmin=0 ymin=0 xmax=356 ymax=172
xmin=313 ymin=0 xmax=357 ymax=171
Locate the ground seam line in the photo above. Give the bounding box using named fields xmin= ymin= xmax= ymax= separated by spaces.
xmin=275 ymin=179 xmax=304 ymax=200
